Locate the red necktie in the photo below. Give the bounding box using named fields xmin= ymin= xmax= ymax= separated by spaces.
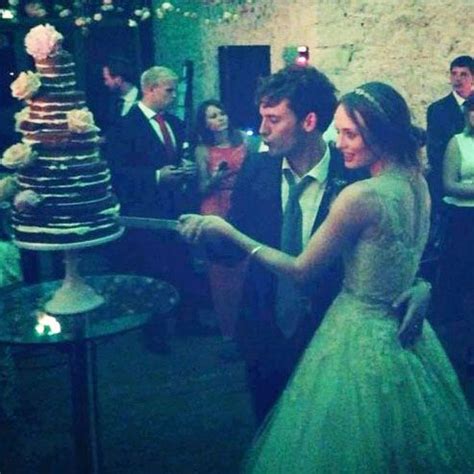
xmin=153 ymin=114 xmax=176 ymax=163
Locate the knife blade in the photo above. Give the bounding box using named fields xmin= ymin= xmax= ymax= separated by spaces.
xmin=119 ymin=216 xmax=179 ymax=231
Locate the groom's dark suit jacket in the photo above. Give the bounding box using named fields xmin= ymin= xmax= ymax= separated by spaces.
xmin=105 ymin=105 xmax=187 ymax=218
xmin=218 ymin=144 xmax=359 ymax=422
xmin=229 ymin=146 xmax=350 ymax=333
xmin=427 ymin=92 xmax=464 ymax=211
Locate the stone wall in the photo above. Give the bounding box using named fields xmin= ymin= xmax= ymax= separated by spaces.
xmin=153 ymin=0 xmax=473 ymax=126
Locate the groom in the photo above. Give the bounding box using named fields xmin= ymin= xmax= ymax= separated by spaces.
xmin=211 ymin=66 xmax=429 ymax=424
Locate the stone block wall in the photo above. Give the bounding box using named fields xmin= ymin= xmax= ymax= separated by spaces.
xmin=153 ymin=0 xmax=472 ymax=126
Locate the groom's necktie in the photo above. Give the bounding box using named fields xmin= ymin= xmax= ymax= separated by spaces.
xmin=281 ymin=171 xmax=314 ymax=254
xmin=275 ymin=170 xmax=314 ymax=338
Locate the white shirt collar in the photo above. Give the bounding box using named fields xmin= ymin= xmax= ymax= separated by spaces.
xmin=452 ymin=90 xmax=468 ymax=107
xmin=138 ymin=101 xmax=158 ymax=120
xmin=281 ymin=143 xmax=331 ymax=184
xmin=122 ymin=86 xmax=138 ymax=103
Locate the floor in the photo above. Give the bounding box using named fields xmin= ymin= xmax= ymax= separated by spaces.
xmin=1 ymin=248 xmax=473 ymax=473
xmin=1 ymin=325 xmax=256 ymax=474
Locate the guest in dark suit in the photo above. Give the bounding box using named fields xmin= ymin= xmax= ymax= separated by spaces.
xmin=427 ymin=55 xmax=473 ymax=222
xmin=101 ymin=56 xmax=139 ymax=133
xmin=179 ymin=66 xmax=431 ymax=424
xmin=105 ymin=66 xmax=198 ymax=346
xmin=106 ymin=66 xmax=195 ymax=219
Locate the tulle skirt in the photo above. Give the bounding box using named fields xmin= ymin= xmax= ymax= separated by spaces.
xmin=243 ymin=292 xmax=474 ymax=473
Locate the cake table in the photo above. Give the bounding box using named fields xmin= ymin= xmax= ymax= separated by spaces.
xmin=0 ymin=274 xmax=179 ymax=473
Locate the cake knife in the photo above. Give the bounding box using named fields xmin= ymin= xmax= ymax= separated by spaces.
xmin=118 ymin=216 xmax=178 ymax=231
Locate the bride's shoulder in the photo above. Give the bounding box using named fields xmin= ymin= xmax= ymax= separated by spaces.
xmin=336 ymin=179 xmax=379 ymax=204
xmin=330 ymin=180 xmax=381 ymax=224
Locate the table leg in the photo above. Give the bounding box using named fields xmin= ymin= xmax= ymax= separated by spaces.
xmin=69 ymin=340 xmax=101 ymax=473
xmin=0 ymin=345 xmax=17 ymax=421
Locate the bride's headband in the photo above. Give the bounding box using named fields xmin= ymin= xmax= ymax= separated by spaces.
xmin=352 ymin=88 xmax=385 ymax=116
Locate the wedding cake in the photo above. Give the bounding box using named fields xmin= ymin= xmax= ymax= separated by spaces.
xmin=1 ymin=24 xmax=121 ymax=246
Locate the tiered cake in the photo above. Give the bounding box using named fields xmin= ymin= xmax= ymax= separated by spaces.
xmin=2 ymin=24 xmax=121 ymax=246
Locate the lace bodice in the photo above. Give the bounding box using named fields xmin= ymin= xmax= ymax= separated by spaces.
xmin=342 ymin=169 xmax=430 ymax=303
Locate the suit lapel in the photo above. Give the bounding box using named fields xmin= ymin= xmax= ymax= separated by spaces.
xmin=132 ymin=106 xmax=170 ymax=165
xmin=260 ymin=155 xmax=283 ymax=244
xmin=163 ymin=113 xmax=183 ymax=154
xmin=241 ymin=153 xmax=283 ymax=248
xmin=311 ymin=146 xmax=347 ymax=233
xmin=445 ymin=93 xmax=464 ymax=131
xmin=261 ymin=155 xmax=283 ymax=206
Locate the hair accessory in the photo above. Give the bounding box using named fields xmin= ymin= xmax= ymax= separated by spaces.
xmin=353 ymin=88 xmax=385 ymax=115
xmin=249 ymin=245 xmax=263 ymax=258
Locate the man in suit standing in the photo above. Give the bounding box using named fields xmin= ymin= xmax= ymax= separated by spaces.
xmin=227 ymin=66 xmax=347 ymax=423
xmin=190 ymin=66 xmax=430 ymax=424
xmin=105 ymin=66 xmax=198 ymax=346
xmin=427 ymin=55 xmax=474 ymax=220
xmin=101 ymin=56 xmax=139 ymax=132
xmin=106 ymin=66 xmax=194 ymax=219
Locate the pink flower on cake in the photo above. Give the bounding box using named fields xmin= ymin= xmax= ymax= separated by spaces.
xmin=14 ymin=107 xmax=30 ymax=132
xmin=1 ymin=143 xmax=37 ymax=170
xmin=67 ymin=108 xmax=99 ymax=133
xmin=0 ymin=176 xmax=18 ymax=203
xmin=10 ymin=71 xmax=41 ymax=100
xmin=25 ymin=23 xmax=63 ymax=60
xmin=14 ymin=190 xmax=43 ymax=213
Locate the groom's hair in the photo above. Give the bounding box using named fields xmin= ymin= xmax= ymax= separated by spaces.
xmin=255 ymin=65 xmax=337 ymax=133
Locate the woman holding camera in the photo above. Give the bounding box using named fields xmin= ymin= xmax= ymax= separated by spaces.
xmin=194 ymin=99 xmax=251 ymax=359
xmin=195 ymin=99 xmax=250 ymax=215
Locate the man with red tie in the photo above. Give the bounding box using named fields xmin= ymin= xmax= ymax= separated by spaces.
xmin=106 ymin=66 xmax=196 ymax=218
xmin=105 ymin=66 xmax=199 ymax=346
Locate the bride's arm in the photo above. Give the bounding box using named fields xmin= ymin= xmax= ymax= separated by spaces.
xmin=292 ymin=184 xmax=374 ymax=283
xmin=179 ymin=183 xmax=375 ymax=284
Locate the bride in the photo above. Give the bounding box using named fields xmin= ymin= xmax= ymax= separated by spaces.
xmin=179 ymin=82 xmax=474 ymax=473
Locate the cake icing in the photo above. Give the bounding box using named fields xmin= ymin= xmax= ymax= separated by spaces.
xmin=2 ymin=23 xmax=121 ymax=245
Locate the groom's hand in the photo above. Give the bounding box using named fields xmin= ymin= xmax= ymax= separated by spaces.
xmin=394 ymin=279 xmax=431 ymax=349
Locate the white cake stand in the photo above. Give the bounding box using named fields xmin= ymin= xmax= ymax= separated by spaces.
xmin=15 ymin=228 xmax=124 ymax=315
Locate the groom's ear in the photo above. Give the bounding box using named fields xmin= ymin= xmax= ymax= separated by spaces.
xmin=302 ymin=112 xmax=318 ymax=132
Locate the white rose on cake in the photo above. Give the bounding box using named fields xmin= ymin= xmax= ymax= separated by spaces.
xmin=25 ymin=23 xmax=63 ymax=60
xmin=0 ymin=176 xmax=18 ymax=203
xmin=1 ymin=143 xmax=37 ymax=170
xmin=67 ymin=108 xmax=99 ymax=133
xmin=10 ymin=71 xmax=41 ymax=100
xmin=14 ymin=190 xmax=43 ymax=213
xmin=14 ymin=107 xmax=30 ymax=132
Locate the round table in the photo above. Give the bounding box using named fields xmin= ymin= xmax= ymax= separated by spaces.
xmin=0 ymin=274 xmax=179 ymax=474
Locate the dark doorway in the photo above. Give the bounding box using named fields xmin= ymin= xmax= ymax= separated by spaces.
xmin=218 ymin=45 xmax=271 ymax=133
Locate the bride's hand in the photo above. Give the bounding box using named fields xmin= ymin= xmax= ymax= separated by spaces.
xmin=177 ymin=214 xmax=233 ymax=244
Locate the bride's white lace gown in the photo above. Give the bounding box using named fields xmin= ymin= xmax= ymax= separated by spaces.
xmin=244 ymin=170 xmax=474 ymax=473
